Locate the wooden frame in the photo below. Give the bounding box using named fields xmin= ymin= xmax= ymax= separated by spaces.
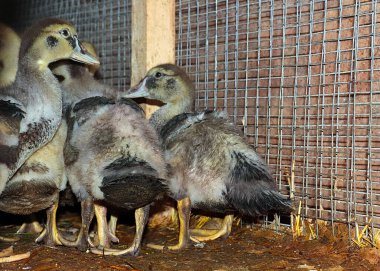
xmin=131 ymin=0 xmax=176 ymax=117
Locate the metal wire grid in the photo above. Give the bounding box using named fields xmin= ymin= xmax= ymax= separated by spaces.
xmin=0 ymin=0 xmax=379 ymax=235
xmin=176 ymin=0 xmax=380 ymax=232
xmin=0 ymin=0 xmax=132 ymax=90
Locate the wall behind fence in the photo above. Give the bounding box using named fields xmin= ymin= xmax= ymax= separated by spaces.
xmin=1 ymin=0 xmax=379 ymax=233
xmin=176 ymin=0 xmax=380 ymax=231
xmin=0 ymin=0 xmax=132 ymax=90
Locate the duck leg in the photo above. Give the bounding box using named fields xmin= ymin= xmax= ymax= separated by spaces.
xmin=90 ymin=205 xmax=150 ymax=256
xmin=108 ymin=214 xmax=118 ymax=241
xmin=58 ymin=197 xmax=94 ymax=251
xmin=0 ymin=236 xmax=19 ymax=242
xmin=35 ymin=200 xmax=62 ymax=246
xmin=17 ymin=214 xmax=43 ymax=234
xmin=0 ymin=246 xmax=30 ymax=263
xmin=0 ymin=235 xmax=29 ymax=263
xmin=90 ymin=203 xmax=118 ymax=249
xmin=190 ymin=214 xmax=234 ymax=242
xmin=147 ymin=197 xmax=191 ymax=251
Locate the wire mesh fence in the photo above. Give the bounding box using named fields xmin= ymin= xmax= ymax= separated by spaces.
xmin=1 ymin=0 xmax=379 ymax=239
xmin=0 ymin=0 xmax=132 ymax=91
xmin=176 ymin=0 xmax=380 ymax=235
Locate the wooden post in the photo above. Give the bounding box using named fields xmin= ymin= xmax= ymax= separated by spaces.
xmin=131 ymin=0 xmax=176 ymax=118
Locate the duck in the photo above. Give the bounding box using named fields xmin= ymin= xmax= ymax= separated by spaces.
xmin=61 ymin=96 xmax=167 ymax=255
xmin=51 ymin=41 xmax=101 ymax=211
xmin=51 ymin=57 xmax=167 ymax=255
xmin=0 ymin=23 xmax=43 ymax=234
xmin=0 ymin=23 xmax=20 ymax=88
xmin=124 ymin=64 xmax=293 ymax=250
xmin=0 ymin=18 xmax=98 ymax=262
xmin=0 ymin=120 xmax=68 ymax=246
xmin=0 ymin=18 xmax=99 ymax=196
xmin=0 ymin=23 xmax=54 ymax=238
xmin=51 ymin=43 xmax=118 ymax=247
xmin=51 ymin=61 xmax=113 ymax=115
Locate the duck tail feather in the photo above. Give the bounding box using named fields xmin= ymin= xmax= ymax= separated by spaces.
xmin=226 ymin=151 xmax=293 ymax=216
xmin=100 ymin=157 xmax=167 ymax=209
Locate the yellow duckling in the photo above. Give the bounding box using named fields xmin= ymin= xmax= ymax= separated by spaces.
xmin=0 ymin=23 xmax=20 ymax=88
xmin=0 ymin=18 xmax=98 ymax=195
xmin=0 ymin=23 xmax=43 ymax=233
xmin=1 ymin=41 xmax=100 ymax=246
xmin=0 ymin=18 xmax=98 ymax=263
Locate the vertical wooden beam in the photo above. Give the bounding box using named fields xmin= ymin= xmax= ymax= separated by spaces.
xmin=131 ymin=0 xmax=176 ymax=117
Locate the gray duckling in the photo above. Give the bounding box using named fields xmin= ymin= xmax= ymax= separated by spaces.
xmin=63 ymin=96 xmax=167 ymax=256
xmin=124 ymin=64 xmax=292 ymax=250
xmin=51 ymin=45 xmax=119 ymax=250
xmin=52 ymin=59 xmax=167 ymax=256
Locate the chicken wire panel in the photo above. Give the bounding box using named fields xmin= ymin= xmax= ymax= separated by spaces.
xmin=176 ymin=0 xmax=380 ymax=229
xmin=0 ymin=0 xmax=132 ymax=90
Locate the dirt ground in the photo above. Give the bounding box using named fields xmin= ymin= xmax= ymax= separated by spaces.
xmin=0 ymin=211 xmax=380 ymax=271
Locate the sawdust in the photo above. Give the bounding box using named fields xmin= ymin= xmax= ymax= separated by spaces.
xmin=0 ymin=211 xmax=379 ymax=271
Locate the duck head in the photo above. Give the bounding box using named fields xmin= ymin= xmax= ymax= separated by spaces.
xmin=126 ymin=64 xmax=195 ymax=109
xmin=50 ymin=41 xmax=99 ymax=83
xmin=19 ymin=18 xmax=99 ymax=70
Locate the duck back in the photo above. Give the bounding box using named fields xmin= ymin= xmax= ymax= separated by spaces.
xmin=160 ymin=110 xmax=292 ymax=216
xmin=66 ymin=96 xmax=167 ymax=209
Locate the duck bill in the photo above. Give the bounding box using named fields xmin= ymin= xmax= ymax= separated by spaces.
xmin=124 ymin=78 xmax=149 ymax=98
xmin=70 ymin=38 xmax=100 ymax=65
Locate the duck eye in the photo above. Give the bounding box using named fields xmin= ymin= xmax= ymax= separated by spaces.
xmin=155 ymin=72 xmax=162 ymax=78
xmin=60 ymin=29 xmax=70 ymax=38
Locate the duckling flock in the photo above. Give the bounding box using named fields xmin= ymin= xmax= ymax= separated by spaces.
xmin=0 ymin=19 xmax=292 ymax=262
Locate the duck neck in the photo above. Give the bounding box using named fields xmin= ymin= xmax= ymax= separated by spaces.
xmin=62 ymin=67 xmax=116 ymax=110
xmin=19 ymin=50 xmax=61 ymax=80
xmin=150 ymin=96 xmax=194 ymax=131
xmin=15 ymin=54 xmax=62 ymax=108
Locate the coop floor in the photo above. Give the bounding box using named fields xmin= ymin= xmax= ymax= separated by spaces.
xmin=0 ymin=211 xmax=379 ymax=271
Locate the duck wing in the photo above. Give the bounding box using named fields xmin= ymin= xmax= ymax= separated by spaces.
xmin=71 ymin=96 xmax=115 ymax=125
xmin=160 ymin=110 xmax=228 ymax=141
xmin=226 ymin=150 xmax=293 ymax=216
xmin=0 ymin=99 xmax=25 ymax=166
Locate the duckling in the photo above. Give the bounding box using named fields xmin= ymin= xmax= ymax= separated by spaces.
xmin=0 ymin=23 xmax=20 ymax=88
xmin=0 ymin=120 xmax=67 ymax=246
xmin=0 ymin=18 xmax=98 ymax=263
xmin=0 ymin=23 xmax=42 ymax=234
xmin=50 ymin=61 xmax=114 ymax=114
xmin=0 ymin=18 xmax=99 ymax=196
xmin=52 ymin=53 xmax=166 ymax=254
xmin=124 ymin=64 xmax=292 ymax=250
xmin=52 ymin=41 xmax=101 ymax=211
xmin=0 ymin=23 xmax=54 ymax=237
xmin=61 ymin=96 xmax=167 ymax=255
xmin=51 ymin=43 xmax=119 ymax=246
